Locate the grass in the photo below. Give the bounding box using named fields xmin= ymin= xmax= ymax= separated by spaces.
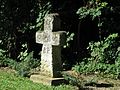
xmin=1 ymin=68 xmax=120 ymax=90
xmin=0 ymin=68 xmax=76 ymax=90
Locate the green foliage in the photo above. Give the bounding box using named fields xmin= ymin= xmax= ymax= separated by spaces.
xmin=0 ymin=47 xmax=16 ymax=67
xmin=15 ymin=44 xmax=40 ymax=77
xmin=63 ymin=73 xmax=82 ymax=87
xmin=0 ymin=49 xmax=8 ymax=67
xmin=64 ymin=32 xmax=75 ymax=48
xmin=77 ymin=0 xmax=120 ymax=39
xmin=77 ymin=0 xmax=108 ymax=20
xmin=15 ymin=52 xmax=40 ymax=77
xmin=76 ymin=0 xmax=108 ymax=40
xmin=0 ymin=1 xmax=52 ymax=60
xmin=0 ymin=0 xmax=39 ymax=46
xmin=87 ymin=33 xmax=119 ymax=63
xmin=73 ymin=33 xmax=120 ymax=79
xmin=62 ymin=71 xmax=99 ymax=88
xmin=14 ymin=3 xmax=51 ymax=76
xmin=0 ymin=43 xmax=40 ymax=77
xmin=30 ymin=2 xmax=52 ymax=31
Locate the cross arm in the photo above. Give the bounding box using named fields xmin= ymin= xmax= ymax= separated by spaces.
xmin=52 ymin=31 xmax=66 ymax=46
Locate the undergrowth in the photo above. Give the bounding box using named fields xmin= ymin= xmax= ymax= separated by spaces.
xmin=0 ymin=48 xmax=40 ymax=77
xmin=73 ymin=33 xmax=120 ymax=79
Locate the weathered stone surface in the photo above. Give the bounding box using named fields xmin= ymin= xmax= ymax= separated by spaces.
xmin=44 ymin=13 xmax=61 ymax=31
xmin=52 ymin=31 xmax=66 ymax=46
xmin=30 ymin=75 xmax=66 ymax=86
xmin=30 ymin=13 xmax=66 ymax=85
xmin=36 ymin=31 xmax=66 ymax=46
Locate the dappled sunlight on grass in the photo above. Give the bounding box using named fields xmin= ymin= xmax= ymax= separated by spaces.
xmin=0 ymin=68 xmax=76 ymax=90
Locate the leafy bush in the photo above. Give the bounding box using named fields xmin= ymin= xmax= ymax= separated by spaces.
xmin=73 ymin=33 xmax=120 ymax=79
xmin=77 ymin=0 xmax=108 ymax=20
xmin=0 ymin=49 xmax=9 ymax=67
xmin=9 ymin=43 xmax=40 ymax=77
xmin=0 ymin=48 xmax=16 ymax=67
xmin=15 ymin=50 xmax=40 ymax=77
xmin=0 ymin=45 xmax=40 ymax=77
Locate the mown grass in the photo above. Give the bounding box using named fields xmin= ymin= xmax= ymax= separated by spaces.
xmin=0 ymin=70 xmax=76 ymax=90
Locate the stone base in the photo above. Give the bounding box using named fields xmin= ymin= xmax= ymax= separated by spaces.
xmin=30 ymin=74 xmax=67 ymax=86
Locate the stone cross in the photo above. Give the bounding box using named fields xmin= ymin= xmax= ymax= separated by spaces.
xmin=36 ymin=13 xmax=66 ymax=78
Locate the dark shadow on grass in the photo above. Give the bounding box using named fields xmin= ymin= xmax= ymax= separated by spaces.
xmin=75 ymin=82 xmax=114 ymax=90
xmin=85 ymin=82 xmax=113 ymax=87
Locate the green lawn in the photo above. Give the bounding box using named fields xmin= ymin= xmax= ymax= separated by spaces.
xmin=0 ymin=69 xmax=76 ymax=90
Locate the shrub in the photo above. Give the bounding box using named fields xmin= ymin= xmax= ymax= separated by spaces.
xmin=15 ymin=51 xmax=40 ymax=77
xmin=73 ymin=33 xmax=120 ymax=79
xmin=0 ymin=46 xmax=40 ymax=77
xmin=0 ymin=49 xmax=11 ymax=67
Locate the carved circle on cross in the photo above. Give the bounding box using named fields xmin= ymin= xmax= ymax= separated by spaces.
xmin=43 ymin=31 xmax=51 ymax=43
